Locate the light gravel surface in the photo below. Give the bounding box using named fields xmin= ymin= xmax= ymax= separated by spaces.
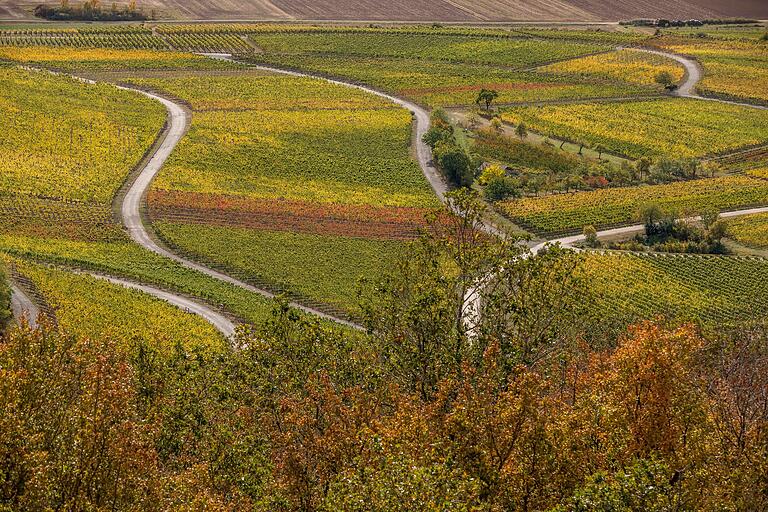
xmin=10 ymin=284 xmax=39 ymax=328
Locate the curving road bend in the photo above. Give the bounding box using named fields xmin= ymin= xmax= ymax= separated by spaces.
xmin=10 ymin=284 xmax=39 ymax=328
xmin=87 ymin=273 xmax=237 ymax=338
xmin=635 ymin=47 xmax=768 ymax=110
xmin=120 ymin=85 xmax=365 ymax=331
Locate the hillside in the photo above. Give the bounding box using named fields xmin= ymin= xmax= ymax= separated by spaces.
xmin=1 ymin=0 xmax=767 ymax=21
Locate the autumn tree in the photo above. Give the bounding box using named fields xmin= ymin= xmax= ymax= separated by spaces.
xmin=476 ymin=88 xmax=499 ymax=111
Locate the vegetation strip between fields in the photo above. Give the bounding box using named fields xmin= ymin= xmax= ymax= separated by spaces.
xmin=536 ymin=206 xmax=768 ymax=253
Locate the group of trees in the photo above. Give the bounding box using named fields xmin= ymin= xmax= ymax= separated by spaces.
xmin=1 ymin=192 xmax=767 ymax=511
xmin=474 ymin=129 xmax=718 ymax=202
xmin=423 ymin=110 xmax=475 ymax=187
xmin=34 ymin=0 xmax=148 ymax=21
xmin=590 ymin=204 xmax=731 ymax=254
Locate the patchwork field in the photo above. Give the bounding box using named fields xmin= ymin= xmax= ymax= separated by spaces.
xmin=133 ymin=71 xmax=438 ymax=316
xmin=2 ymin=21 xmax=768 ymax=512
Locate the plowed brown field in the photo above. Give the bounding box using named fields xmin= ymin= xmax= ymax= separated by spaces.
xmin=1 ymin=0 xmax=765 ymax=23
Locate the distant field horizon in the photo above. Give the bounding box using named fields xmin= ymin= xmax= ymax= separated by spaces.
xmin=2 ymin=0 xmax=767 ymax=22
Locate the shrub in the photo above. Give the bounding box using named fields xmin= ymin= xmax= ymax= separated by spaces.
xmin=484 ymin=176 xmax=518 ymax=202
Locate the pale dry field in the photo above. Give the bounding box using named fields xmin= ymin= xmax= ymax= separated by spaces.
xmin=0 ymin=0 xmax=766 ymax=21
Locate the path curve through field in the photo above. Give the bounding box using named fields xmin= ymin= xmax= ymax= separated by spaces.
xmin=120 ymin=81 xmax=367 ymax=331
xmin=88 ymin=273 xmax=237 ymax=338
xmin=10 ymin=284 xmax=39 ymax=328
xmin=635 ymin=47 xmax=768 ymax=110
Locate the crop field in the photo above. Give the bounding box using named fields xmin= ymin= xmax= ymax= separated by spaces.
xmin=0 ymin=27 xmax=169 ymax=50
xmin=0 ymin=61 xmax=277 ymax=326
xmin=249 ymin=53 xmax=648 ymax=107
xmin=249 ymin=32 xmax=611 ymax=69
xmin=586 ymin=252 xmax=768 ymax=326
xmin=500 ymin=98 xmax=768 ymax=159
xmin=134 ymin=74 xmax=436 ymax=207
xmin=0 ymin=66 xmax=165 ymax=202
xmin=0 ymin=47 xmax=239 ymax=71
xmin=153 ymin=222 xmax=406 ymax=313
xmin=726 ymin=212 xmax=768 ymax=249
xmin=132 ymin=72 xmax=437 ymax=316
xmin=539 ymin=49 xmax=686 ymax=87
xmin=655 ymin=35 xmax=768 ymax=104
xmin=10 ymin=258 xmax=225 ymax=353
xmin=500 ymin=175 xmax=768 ymax=234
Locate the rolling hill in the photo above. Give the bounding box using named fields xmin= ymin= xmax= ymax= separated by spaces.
xmin=1 ymin=0 xmax=767 ymax=21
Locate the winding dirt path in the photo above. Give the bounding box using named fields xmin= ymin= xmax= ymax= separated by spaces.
xmin=120 ymin=73 xmax=417 ymax=331
xmin=10 ymin=284 xmax=39 ymax=328
xmin=635 ymin=47 xmax=768 ymax=111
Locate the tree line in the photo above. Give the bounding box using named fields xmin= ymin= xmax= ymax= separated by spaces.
xmin=1 ymin=192 xmax=767 ymax=511
xmin=34 ymin=0 xmax=149 ymax=21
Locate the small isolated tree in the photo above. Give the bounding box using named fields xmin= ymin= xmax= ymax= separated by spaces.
xmin=655 ymin=71 xmax=675 ymax=88
xmin=701 ymin=209 xmax=720 ymax=229
xmin=583 ymin=225 xmax=599 ymax=248
xmin=490 ymin=117 xmax=503 ymax=133
xmin=515 ymin=122 xmax=528 ymax=140
xmin=637 ymin=203 xmax=665 ymax=232
xmin=594 ymin=144 xmax=606 ymax=160
xmin=636 ymin=157 xmax=652 ymax=181
xmin=484 ymin=176 xmax=518 ymax=202
xmin=476 ymin=89 xmax=499 ymax=111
